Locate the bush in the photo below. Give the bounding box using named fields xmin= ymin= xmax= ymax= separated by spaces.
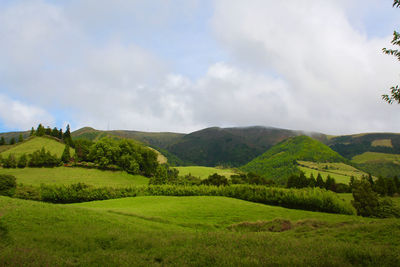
xmin=24 ymin=183 xmax=354 ymax=215
xmin=201 ymin=173 xmax=229 ymax=186
xmin=0 ymin=175 xmax=17 ymax=196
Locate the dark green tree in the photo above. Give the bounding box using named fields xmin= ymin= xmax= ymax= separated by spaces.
xmin=382 ymin=0 xmax=400 ymax=104
xmin=202 ymin=173 xmax=229 ymax=186
xmin=9 ymin=137 xmax=15 ymax=145
xmin=3 ymin=154 xmax=17 ymax=168
xmin=17 ymin=154 xmax=28 ymax=168
xmin=352 ymin=178 xmax=379 ymax=217
xmin=45 ymin=127 xmax=51 ymax=136
xmin=316 ymin=173 xmax=324 ymax=188
xmin=308 ymin=173 xmax=316 ymax=187
xmin=0 ymin=137 xmax=5 ymax=146
xmin=325 ymin=175 xmax=336 ymax=192
xmin=63 ymin=124 xmax=73 ymax=146
xmin=51 ymin=127 xmax=60 ymax=138
xmin=374 ymin=176 xmax=388 ymax=196
xmin=61 ymin=144 xmax=71 ymax=164
xmin=0 ymin=174 xmax=17 ymax=196
xmin=36 ymin=124 xmax=45 ymax=136
xmin=18 ymin=133 xmax=23 ymax=143
xmin=30 ymin=127 xmax=35 ymax=136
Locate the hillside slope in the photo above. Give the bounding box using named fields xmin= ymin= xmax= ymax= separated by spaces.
xmin=241 ymin=136 xmax=346 ymax=183
xmin=0 ymin=136 xmax=72 ymax=158
xmin=351 ymin=152 xmax=400 ymax=178
xmin=165 ymin=126 xmax=326 ymax=166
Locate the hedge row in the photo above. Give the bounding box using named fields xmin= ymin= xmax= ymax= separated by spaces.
xmin=14 ymin=184 xmax=355 ymax=215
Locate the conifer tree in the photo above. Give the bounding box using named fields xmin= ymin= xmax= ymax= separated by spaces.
xmin=9 ymin=137 xmax=16 ymax=145
xmin=30 ymin=127 xmax=35 ymax=136
xmin=18 ymin=133 xmax=23 ymax=143
xmin=61 ymin=144 xmax=71 ymax=164
xmin=316 ymin=173 xmax=324 ymax=188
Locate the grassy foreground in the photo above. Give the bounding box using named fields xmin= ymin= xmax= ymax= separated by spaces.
xmin=174 ymin=166 xmax=236 ymax=179
xmin=1 ymin=196 xmax=400 ymax=266
xmin=0 ymin=167 xmax=148 ymax=187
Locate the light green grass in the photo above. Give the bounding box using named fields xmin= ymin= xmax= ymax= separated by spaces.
xmin=0 ymin=167 xmax=148 ymax=187
xmin=371 ymin=139 xmax=393 ymax=148
xmin=298 ymin=161 xmax=367 ymax=184
xmin=352 ymin=152 xmax=400 ymax=164
xmin=73 ymin=196 xmax=363 ymax=229
xmin=0 ymin=137 xmax=73 ymax=158
xmin=175 ymin=166 xmax=236 ymax=179
xmin=1 ymin=196 xmax=400 ymax=266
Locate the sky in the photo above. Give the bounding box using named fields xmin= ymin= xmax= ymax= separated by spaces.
xmin=0 ymin=0 xmax=399 ymax=135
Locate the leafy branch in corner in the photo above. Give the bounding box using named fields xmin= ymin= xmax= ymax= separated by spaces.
xmin=382 ymin=1 xmax=400 ymax=104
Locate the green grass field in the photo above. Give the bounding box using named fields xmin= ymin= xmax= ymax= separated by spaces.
xmin=0 ymin=167 xmax=148 ymax=187
xmin=1 ymin=196 xmax=400 ymax=266
xmin=298 ymin=161 xmax=368 ymax=184
xmin=0 ymin=137 xmax=73 ymax=158
xmin=352 ymin=152 xmax=400 ymax=164
xmin=174 ymin=166 xmax=236 ymax=179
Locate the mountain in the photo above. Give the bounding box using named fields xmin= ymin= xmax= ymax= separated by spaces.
xmin=241 ymin=136 xmax=346 ymax=183
xmin=164 ymin=126 xmax=310 ymax=166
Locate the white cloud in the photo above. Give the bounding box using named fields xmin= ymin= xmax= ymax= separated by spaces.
xmin=208 ymin=0 xmax=400 ymax=134
xmin=0 ymin=0 xmax=399 ymax=135
xmin=0 ymin=94 xmax=54 ymax=130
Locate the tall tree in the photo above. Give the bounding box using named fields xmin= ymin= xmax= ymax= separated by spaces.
xmin=9 ymin=137 xmax=16 ymax=145
xmin=382 ymin=0 xmax=400 ymax=104
xmin=18 ymin=133 xmax=23 ymax=143
xmin=61 ymin=144 xmax=71 ymax=164
xmin=63 ymin=124 xmax=73 ymax=146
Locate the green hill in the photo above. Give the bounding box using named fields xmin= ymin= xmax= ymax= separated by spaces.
xmin=1 ymin=196 xmax=399 ymax=266
xmin=0 ymin=136 xmax=72 ymax=158
xmin=351 ymin=152 xmax=400 ymax=178
xmin=0 ymin=167 xmax=148 ymax=187
xmin=241 ymin=136 xmax=346 ymax=183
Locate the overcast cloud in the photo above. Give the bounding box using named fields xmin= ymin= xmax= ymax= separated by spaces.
xmin=0 ymin=0 xmax=399 ymax=134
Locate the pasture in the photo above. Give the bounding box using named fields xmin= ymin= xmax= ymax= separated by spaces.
xmin=0 ymin=137 xmax=73 ymax=158
xmin=352 ymin=152 xmax=400 ymax=164
xmin=0 ymin=167 xmax=148 ymax=187
xmin=298 ymin=161 xmax=367 ymax=184
xmin=174 ymin=166 xmax=236 ymax=179
xmin=1 ymin=196 xmax=399 ymax=266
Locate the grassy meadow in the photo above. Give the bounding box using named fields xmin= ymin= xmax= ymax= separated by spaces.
xmin=174 ymin=166 xmax=236 ymax=179
xmin=0 ymin=137 xmax=73 ymax=158
xmin=1 ymin=195 xmax=400 ymax=266
xmin=298 ymin=161 xmax=368 ymax=184
xmin=0 ymin=167 xmax=148 ymax=187
xmin=352 ymin=152 xmax=400 ymax=164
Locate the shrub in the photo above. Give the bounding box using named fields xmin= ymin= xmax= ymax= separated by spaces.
xmin=201 ymin=173 xmax=229 ymax=186
xmin=0 ymin=174 xmax=17 ymax=196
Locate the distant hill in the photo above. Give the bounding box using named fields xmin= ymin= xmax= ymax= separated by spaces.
xmin=0 ymin=136 xmax=72 ymax=158
xmin=326 ymin=133 xmax=400 ymax=159
xmin=241 ymin=136 xmax=346 ymax=183
xmin=163 ymin=126 xmax=327 ymax=167
xmin=70 ymin=126 xmax=400 ymax=168
xmin=0 ymin=130 xmax=30 ymax=143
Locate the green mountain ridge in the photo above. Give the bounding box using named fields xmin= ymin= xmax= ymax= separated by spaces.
xmin=241 ymin=136 xmax=346 ymax=183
